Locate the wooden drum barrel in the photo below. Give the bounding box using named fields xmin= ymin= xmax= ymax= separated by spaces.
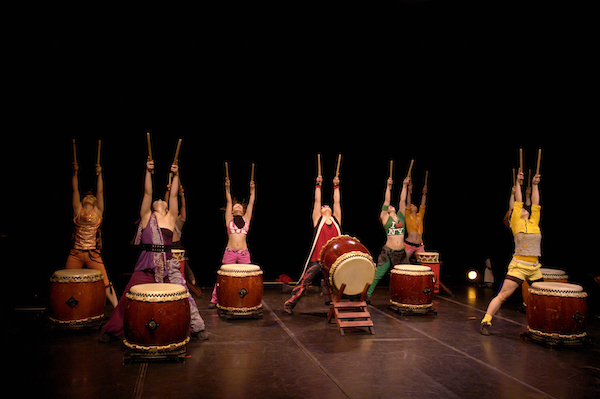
xmin=390 ymin=265 xmax=434 ymax=311
xmin=124 ymin=283 xmax=191 ymax=352
xmin=527 ymin=282 xmax=588 ymax=344
xmin=319 ymin=235 xmax=375 ymax=296
xmin=49 ymin=269 xmax=105 ymax=328
xmin=216 ymin=264 xmax=263 ymax=313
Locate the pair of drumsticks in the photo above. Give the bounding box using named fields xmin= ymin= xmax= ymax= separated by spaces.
xmin=316 ymin=153 xmax=342 ymax=179
xmin=224 ymin=161 xmax=255 ymax=182
xmin=72 ymin=139 xmax=103 ymax=175
xmin=513 ymin=148 xmax=542 ymax=186
xmin=389 ymin=158 xmax=428 ymax=186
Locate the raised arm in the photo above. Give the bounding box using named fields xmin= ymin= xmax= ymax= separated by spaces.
xmin=225 ymin=178 xmax=233 ymax=224
xmin=245 ymin=180 xmax=256 ymax=222
xmin=140 ymin=159 xmax=154 ymax=226
xmin=332 ymin=176 xmax=341 ymax=222
xmin=168 ymin=164 xmax=179 ymax=219
xmin=179 ymin=184 xmax=187 ymax=222
xmin=312 ymin=175 xmax=323 ymax=226
xmin=398 ymin=176 xmax=410 ymax=215
xmin=531 ymin=174 xmax=540 ymax=206
xmin=95 ymin=164 xmax=104 ymax=214
xmin=380 ymin=178 xmax=393 ymax=222
xmin=72 ymin=162 xmax=82 ymax=216
xmin=420 ymin=184 xmax=427 ymax=208
xmin=514 ymin=171 xmax=524 ymax=203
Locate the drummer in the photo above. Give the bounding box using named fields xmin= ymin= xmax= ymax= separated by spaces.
xmin=283 ymin=175 xmax=341 ymax=314
xmin=367 ymin=176 xmax=411 ymax=300
xmin=100 ymin=159 xmax=206 ymax=342
xmin=480 ymin=171 xmax=543 ymax=336
xmin=404 ymin=181 xmax=428 ymax=261
xmin=209 ymin=175 xmax=256 ymax=308
xmin=65 ymin=160 xmax=118 ymax=308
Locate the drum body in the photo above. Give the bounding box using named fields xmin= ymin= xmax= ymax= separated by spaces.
xmin=124 ymin=283 xmax=191 ymax=352
xmin=527 ymin=282 xmax=588 ymax=343
xmin=49 ymin=269 xmax=105 ymax=327
xmin=216 ymin=264 xmax=263 ymax=312
xmin=319 ymin=235 xmax=375 ymax=295
xmin=390 ymin=265 xmax=434 ymax=310
xmin=522 ymin=268 xmax=569 ymax=304
xmin=415 ymin=252 xmax=439 ymax=264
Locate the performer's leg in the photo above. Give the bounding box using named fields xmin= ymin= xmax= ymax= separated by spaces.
xmin=367 ymin=249 xmax=392 ymax=297
xmin=480 ymin=276 xmax=520 ymax=335
xmin=284 ymin=262 xmax=321 ymax=312
xmin=167 ymin=260 xmax=206 ymax=336
xmin=65 ymin=249 xmax=85 ymax=269
xmin=85 ymin=250 xmax=118 ymax=307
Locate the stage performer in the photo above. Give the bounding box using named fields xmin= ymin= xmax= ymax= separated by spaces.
xmin=283 ymin=174 xmax=341 ymax=315
xmin=480 ymin=171 xmax=542 ymax=335
xmin=164 ymin=181 xmax=200 ymax=294
xmin=367 ymin=176 xmax=410 ymax=299
xmin=209 ymin=176 xmax=256 ymax=308
xmin=66 ymin=161 xmax=118 ymax=308
xmin=404 ymin=182 xmax=428 ymax=260
xmin=100 ymin=159 xmax=206 ymax=342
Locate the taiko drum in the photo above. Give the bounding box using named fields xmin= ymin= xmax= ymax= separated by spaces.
xmin=216 ymin=264 xmax=264 ymax=313
xmin=49 ymin=269 xmax=105 ymax=328
xmin=390 ymin=265 xmax=435 ymax=310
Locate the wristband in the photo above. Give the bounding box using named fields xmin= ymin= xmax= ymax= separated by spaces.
xmin=382 ymin=205 xmax=389 ymax=211
xmin=333 ymin=186 xmax=340 ymax=190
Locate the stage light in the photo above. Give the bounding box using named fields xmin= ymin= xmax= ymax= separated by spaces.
xmin=467 ymin=270 xmax=478 ymax=281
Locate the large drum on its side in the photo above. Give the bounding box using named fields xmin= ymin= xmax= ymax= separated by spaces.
xmin=319 ymin=235 xmax=375 ymax=296
xmin=522 ymin=268 xmax=569 ymax=304
xmin=390 ymin=265 xmax=434 ymax=310
xmin=49 ymin=269 xmax=105 ymax=328
xmin=527 ymin=282 xmax=588 ymax=344
xmin=216 ymin=264 xmax=263 ymax=313
xmin=124 ymin=283 xmax=191 ymax=352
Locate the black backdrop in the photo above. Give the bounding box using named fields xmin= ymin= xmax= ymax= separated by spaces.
xmin=1 ymin=3 xmax=598 ymax=311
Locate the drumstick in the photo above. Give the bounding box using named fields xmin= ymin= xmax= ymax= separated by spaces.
xmin=389 ymin=160 xmax=394 ymax=179
xmin=335 ymin=153 xmax=342 ymax=177
xmin=146 ymin=132 xmax=154 ymax=174
xmin=250 ymin=162 xmax=255 ymax=181
xmin=96 ymin=139 xmax=101 ymax=175
xmin=424 ymin=170 xmax=429 ymax=186
xmin=519 ymin=148 xmax=523 ymax=174
xmin=72 ymin=139 xmax=77 ymax=164
xmin=173 ymin=138 xmax=183 ymax=165
xmin=536 ymin=148 xmax=542 ymax=175
xmin=317 ymin=153 xmax=322 ymax=177
xmin=407 ymin=159 xmax=414 ymax=177
xmin=224 ymin=161 xmax=229 ymax=181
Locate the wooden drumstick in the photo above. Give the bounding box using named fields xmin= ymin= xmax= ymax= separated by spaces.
xmin=317 ymin=153 xmax=322 ymax=177
xmin=519 ymin=148 xmax=523 ymax=174
xmin=72 ymin=139 xmax=77 ymax=164
xmin=225 ymin=161 xmax=230 ymax=181
xmin=424 ymin=170 xmax=429 ymax=186
xmin=250 ymin=162 xmax=255 ymax=181
xmin=536 ymin=148 xmax=542 ymax=175
xmin=96 ymin=139 xmax=101 ymax=175
xmin=389 ymin=160 xmax=394 ymax=179
xmin=335 ymin=153 xmax=342 ymax=177
xmin=173 ymin=138 xmax=183 ymax=165
xmin=407 ymin=159 xmax=414 ymax=177
xmin=146 ymin=132 xmax=154 ymax=174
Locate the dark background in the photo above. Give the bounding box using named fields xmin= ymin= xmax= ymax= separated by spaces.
xmin=1 ymin=3 xmax=598 ymax=312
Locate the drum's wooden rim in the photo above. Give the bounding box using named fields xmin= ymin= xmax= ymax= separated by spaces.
xmin=126 ymin=283 xmax=189 ymax=302
xmin=50 ymin=269 xmax=103 ymax=283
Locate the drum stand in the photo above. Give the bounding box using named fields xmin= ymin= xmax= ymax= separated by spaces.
xmin=327 ymin=283 xmax=374 ymax=336
xmin=123 ymin=347 xmax=187 ymax=363
xmin=218 ymin=306 xmax=264 ymax=320
xmin=520 ymin=330 xmax=592 ymax=349
xmin=388 ymin=302 xmax=437 ymax=317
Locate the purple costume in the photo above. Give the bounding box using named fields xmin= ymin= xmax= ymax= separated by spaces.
xmin=102 ymin=214 xmax=205 ymax=335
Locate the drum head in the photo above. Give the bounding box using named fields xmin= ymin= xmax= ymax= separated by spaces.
xmin=531 ymin=282 xmax=583 ymax=292
xmin=220 ymin=264 xmax=261 ymax=273
xmin=127 ymin=283 xmax=189 ymax=302
xmin=393 ymin=265 xmax=432 ymax=272
xmin=331 ymin=256 xmax=375 ymax=295
xmin=51 ymin=268 xmax=103 ymax=282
